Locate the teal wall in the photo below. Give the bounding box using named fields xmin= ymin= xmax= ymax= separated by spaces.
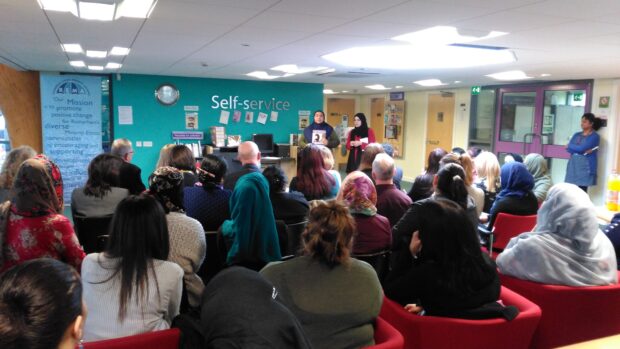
xmin=111 ymin=74 xmax=323 ymax=182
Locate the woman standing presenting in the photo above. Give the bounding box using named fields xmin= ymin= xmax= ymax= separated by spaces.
xmin=346 ymin=113 xmax=375 ymax=173
xmin=299 ymin=110 xmax=340 ymax=149
xmin=565 ymin=113 xmax=601 ymax=192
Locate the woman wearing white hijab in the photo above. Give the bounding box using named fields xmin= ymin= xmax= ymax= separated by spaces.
xmin=497 ymin=183 xmax=617 ymax=286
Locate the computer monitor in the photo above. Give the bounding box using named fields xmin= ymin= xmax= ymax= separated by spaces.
xmin=252 ymin=133 xmax=274 ymax=155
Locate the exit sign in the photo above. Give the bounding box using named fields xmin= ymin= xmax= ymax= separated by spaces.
xmin=471 ymin=86 xmax=481 ymax=95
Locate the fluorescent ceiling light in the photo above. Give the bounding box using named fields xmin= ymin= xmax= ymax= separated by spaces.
xmin=342 ymin=90 xmax=349 ymax=93
xmin=86 ymin=50 xmax=107 ymax=58
xmin=116 ymin=0 xmax=157 ymax=19
xmin=62 ymin=43 xmax=83 ymax=53
xmin=323 ymin=45 xmax=515 ymax=70
xmin=88 ymin=65 xmax=104 ymax=71
xmin=414 ymin=79 xmax=446 ymax=87
xmin=454 ymin=80 xmax=462 ymax=84
xmin=69 ymin=60 xmax=86 ymax=67
xmin=109 ymin=46 xmax=130 ymax=56
xmin=105 ymin=62 xmax=122 ymax=69
xmin=271 ymin=64 xmax=328 ymax=74
xmin=78 ymin=1 xmax=116 ymax=21
xmin=365 ymin=84 xmax=391 ymax=90
xmin=38 ymin=0 xmax=78 ymax=15
xmin=540 ymin=73 xmax=551 ymax=77
xmin=486 ymin=70 xmax=533 ymax=81
xmin=323 ymin=89 xmax=337 ymax=94
xmin=393 ymin=26 xmax=507 ymax=46
xmin=246 ymin=71 xmax=282 ymax=80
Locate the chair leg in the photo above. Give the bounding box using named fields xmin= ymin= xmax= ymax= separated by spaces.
xmin=489 ymin=233 xmax=494 ymax=257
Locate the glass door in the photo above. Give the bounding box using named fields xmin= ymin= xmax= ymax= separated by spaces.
xmin=494 ymin=88 xmax=540 ymax=160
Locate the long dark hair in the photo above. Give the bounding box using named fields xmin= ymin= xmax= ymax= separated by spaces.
xmin=102 ymin=195 xmax=170 ymax=322
xmin=295 ymin=144 xmax=334 ymax=199
xmin=417 ymin=200 xmax=496 ymax=294
xmin=0 ymin=258 xmax=82 ymax=349
xmin=582 ymin=112 xmax=603 ymax=131
xmin=263 ymin=165 xmax=287 ymax=194
xmin=427 ymin=148 xmax=448 ymax=174
xmin=198 ymin=155 xmax=227 ymax=191
xmin=83 ymin=154 xmax=123 ymax=198
xmin=169 ymin=145 xmax=196 ymax=172
xmin=435 ymin=163 xmax=469 ymax=209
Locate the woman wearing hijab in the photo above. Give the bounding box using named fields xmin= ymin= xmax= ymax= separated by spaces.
xmin=338 ymin=171 xmax=391 ymax=254
xmin=201 ymin=266 xmax=312 ymax=349
xmin=148 ymin=166 xmax=205 ymax=309
xmin=485 ymin=162 xmax=538 ymax=231
xmin=221 ymin=172 xmax=281 ymax=271
xmin=524 ymin=153 xmax=553 ymax=203
xmin=261 ymin=200 xmax=382 ymax=349
xmin=0 ymin=156 xmax=85 ymax=273
xmin=299 ymin=110 xmax=340 ymax=149
xmin=497 ymin=183 xmax=617 ymax=286
xmin=345 ymin=113 xmax=376 ymax=173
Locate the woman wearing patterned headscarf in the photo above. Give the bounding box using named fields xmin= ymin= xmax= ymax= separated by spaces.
xmin=148 ymin=166 xmax=205 ymax=308
xmin=0 ymin=156 xmax=85 ymax=273
xmin=337 ymin=171 xmax=391 ymax=254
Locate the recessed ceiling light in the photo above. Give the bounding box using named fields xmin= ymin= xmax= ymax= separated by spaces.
xmin=365 ymin=84 xmax=391 ymax=90
xmin=454 ymin=80 xmax=462 ymax=84
xmin=38 ymin=0 xmax=78 ymax=15
xmin=246 ymin=71 xmax=291 ymax=80
xmin=395 ymin=85 xmax=403 ymax=89
xmin=414 ymin=79 xmax=446 ymax=87
xmin=393 ymin=26 xmax=507 ymax=46
xmin=271 ymin=64 xmax=328 ymax=74
xmin=86 ymin=50 xmax=107 ymax=58
xmin=88 ymin=65 xmax=104 ymax=71
xmin=62 ymin=43 xmax=83 ymax=53
xmin=78 ymin=1 xmax=116 ymax=21
xmin=486 ymin=70 xmax=533 ymax=81
xmin=341 ymin=90 xmax=349 ymax=93
xmin=323 ymin=89 xmax=337 ymax=94
xmin=109 ymin=47 xmax=130 ymax=56
xmin=115 ymin=0 xmax=157 ymax=19
xmin=540 ymin=73 xmax=551 ymax=77
xmin=69 ymin=60 xmax=85 ymax=67
xmin=105 ymin=62 xmax=122 ymax=69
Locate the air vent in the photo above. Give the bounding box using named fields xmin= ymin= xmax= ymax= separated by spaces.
xmin=317 ymin=71 xmax=381 ymax=78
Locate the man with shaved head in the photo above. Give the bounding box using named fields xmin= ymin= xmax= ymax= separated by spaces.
xmin=223 ymin=141 xmax=261 ymax=190
xmin=372 ymin=153 xmax=411 ymax=227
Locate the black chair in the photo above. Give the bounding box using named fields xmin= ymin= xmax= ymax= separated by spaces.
xmin=73 ymin=215 xmax=113 ymax=254
xmin=352 ymin=249 xmax=391 ymax=282
xmin=285 ymin=220 xmax=307 ymax=257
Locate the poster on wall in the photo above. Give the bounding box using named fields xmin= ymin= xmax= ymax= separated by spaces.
xmin=185 ymin=112 xmax=198 ymax=129
xmin=40 ymin=74 xmax=102 ymax=204
xmin=384 ymin=101 xmax=405 ymax=158
xmin=298 ymin=110 xmax=310 ymax=129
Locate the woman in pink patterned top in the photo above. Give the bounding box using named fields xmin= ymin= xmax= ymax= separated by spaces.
xmin=0 ymin=156 xmax=85 ymax=273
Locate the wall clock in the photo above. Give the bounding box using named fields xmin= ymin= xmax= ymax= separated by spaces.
xmin=155 ymin=83 xmax=179 ymax=106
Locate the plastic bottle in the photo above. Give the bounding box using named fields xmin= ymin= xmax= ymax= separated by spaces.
xmin=606 ymin=171 xmax=619 ymax=211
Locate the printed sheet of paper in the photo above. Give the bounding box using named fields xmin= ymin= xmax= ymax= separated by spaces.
xmin=270 ymin=111 xmax=278 ymax=122
xmin=219 ymin=110 xmax=230 ymax=124
xmin=312 ymin=130 xmax=326 ymax=144
xmin=118 ymin=106 xmax=133 ymax=125
xmin=245 ymin=111 xmax=254 ymax=123
xmin=233 ymin=110 xmax=241 ymax=122
xmin=257 ymin=112 xmax=268 ymax=124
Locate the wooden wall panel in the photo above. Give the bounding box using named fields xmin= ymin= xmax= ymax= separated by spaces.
xmin=0 ymin=64 xmax=41 ymax=151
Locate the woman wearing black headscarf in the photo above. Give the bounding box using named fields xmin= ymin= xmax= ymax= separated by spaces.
xmin=346 ymin=113 xmax=375 ymax=173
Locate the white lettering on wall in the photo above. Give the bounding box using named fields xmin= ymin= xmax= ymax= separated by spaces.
xmin=211 ymin=95 xmax=290 ymax=111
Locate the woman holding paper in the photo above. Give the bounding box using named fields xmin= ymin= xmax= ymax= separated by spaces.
xmin=346 ymin=113 xmax=375 ymax=173
xmin=565 ymin=112 xmax=601 ymax=192
xmin=299 ymin=110 xmax=340 ymax=149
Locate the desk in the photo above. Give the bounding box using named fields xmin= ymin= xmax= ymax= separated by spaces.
xmin=558 ymin=333 xmax=620 ymax=348
xmin=209 ymin=148 xmax=297 ymax=182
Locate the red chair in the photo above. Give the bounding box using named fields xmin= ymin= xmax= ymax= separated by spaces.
xmin=82 ymin=328 xmax=180 ymax=349
xmin=364 ymin=317 xmax=404 ymax=349
xmin=379 ymin=286 xmax=541 ymax=349
xmin=500 ymin=272 xmax=620 ymax=349
xmin=489 ymin=213 xmax=537 ymax=256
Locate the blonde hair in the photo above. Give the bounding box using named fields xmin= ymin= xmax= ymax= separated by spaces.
xmin=0 ymin=146 xmax=36 ymax=189
xmin=318 ymin=145 xmax=335 ymax=171
xmin=474 ymin=151 xmax=500 ymax=193
xmin=155 ymin=144 xmax=175 ymax=170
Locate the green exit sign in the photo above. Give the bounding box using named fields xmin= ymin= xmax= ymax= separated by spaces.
xmin=471 ymin=86 xmax=481 ymax=95
xmin=573 ymin=92 xmax=584 ymax=101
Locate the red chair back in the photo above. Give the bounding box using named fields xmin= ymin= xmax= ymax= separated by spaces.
xmin=364 ymin=317 xmax=404 ymax=349
xmin=500 ymin=272 xmax=620 ymax=349
xmin=379 ymin=286 xmax=541 ymax=349
xmin=492 ymin=213 xmax=537 ymax=251
xmin=82 ymin=328 xmax=180 ymax=349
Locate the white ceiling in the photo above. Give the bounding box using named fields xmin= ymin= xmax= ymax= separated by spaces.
xmin=2 ymin=0 xmax=620 ymax=93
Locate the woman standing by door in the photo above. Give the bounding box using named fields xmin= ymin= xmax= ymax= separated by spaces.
xmin=565 ymin=113 xmax=601 ymax=192
xmin=346 ymin=113 xmax=375 ymax=173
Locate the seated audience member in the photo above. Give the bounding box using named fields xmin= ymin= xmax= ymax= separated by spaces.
xmin=604 ymin=213 xmax=620 ymax=270
xmin=223 ymin=141 xmax=261 ymax=190
xmin=373 ymin=153 xmax=412 ymax=227
xmin=357 ymin=143 xmax=384 ymax=181
xmin=155 ymin=143 xmax=175 ymax=170
xmin=408 ymin=148 xmax=447 ymax=202
xmin=385 ymin=200 xmax=501 ymax=318
xmin=0 ymin=258 xmax=86 ymax=349
xmin=498 ymin=183 xmax=617 ymax=286
xmin=452 ymin=147 xmax=466 ymax=155
xmin=504 ymin=152 xmax=524 ymax=163
xmin=290 ymin=144 xmax=339 ymax=200
xmin=82 ymin=195 xmax=183 ymax=341
xmin=0 ymin=145 xmax=36 ymax=202
xmin=263 ymin=165 xmax=309 ymax=224
xmin=148 ymin=167 xmax=206 ymax=308
xmin=111 ymin=138 xmax=146 ymax=195
xmin=221 ymin=172 xmax=281 ymax=270
xmin=380 ymin=143 xmax=403 ymax=190
xmin=261 ymin=200 xmax=382 ymax=349
xmin=318 ymin=145 xmax=342 ymax=188
xmin=184 ymin=154 xmax=231 ymax=231
xmin=474 ymin=151 xmax=501 ymax=212
xmin=201 ymin=267 xmax=312 ymax=349
xmin=71 ymin=154 xmax=128 ymax=218
xmin=441 ymin=153 xmax=485 ymax=217
xmin=393 ymin=163 xmax=477 ymax=269
xmin=169 ymin=145 xmax=198 ymax=187
xmin=524 ymin=153 xmax=552 ymax=203
xmin=0 ymin=157 xmax=84 ymax=273
xmin=484 ymin=162 xmax=538 ymax=231
xmin=468 ymin=146 xmax=482 ymax=159
xmin=338 ymin=171 xmax=391 ymax=254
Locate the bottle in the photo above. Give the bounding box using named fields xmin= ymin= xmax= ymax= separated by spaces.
xmin=606 ymin=171 xmax=619 ymax=211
